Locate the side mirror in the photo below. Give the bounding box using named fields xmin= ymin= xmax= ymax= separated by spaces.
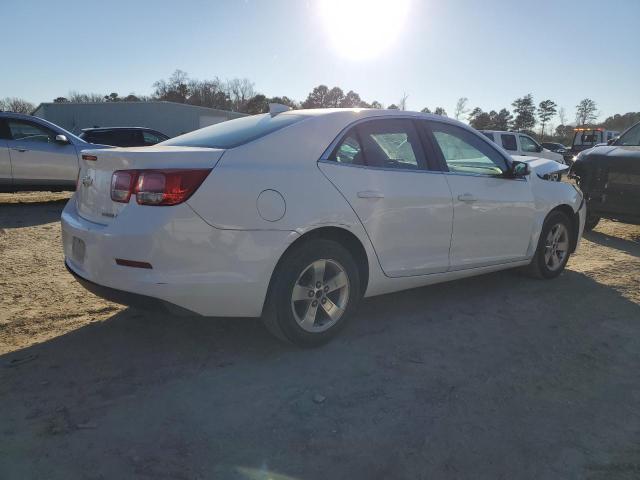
xmin=511 ymin=161 xmax=530 ymax=178
xmin=55 ymin=134 xmax=69 ymax=144
xmin=607 ymin=137 xmax=618 ymax=146
xmin=536 ymin=145 xmax=543 ymax=152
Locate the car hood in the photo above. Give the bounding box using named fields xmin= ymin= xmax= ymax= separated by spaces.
xmin=518 ymin=156 xmax=569 ymax=177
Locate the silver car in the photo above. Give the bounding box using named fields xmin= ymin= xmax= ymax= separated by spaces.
xmin=0 ymin=112 xmax=106 ymax=192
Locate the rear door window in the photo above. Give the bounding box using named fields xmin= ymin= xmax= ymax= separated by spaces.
xmin=501 ymin=134 xmax=517 ymax=151
xmin=328 ymin=119 xmax=427 ymax=170
xmin=331 ymin=130 xmax=364 ymax=165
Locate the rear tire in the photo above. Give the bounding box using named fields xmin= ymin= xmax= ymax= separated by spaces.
xmin=526 ymin=211 xmax=573 ymax=279
xmin=262 ymin=239 xmax=361 ymax=347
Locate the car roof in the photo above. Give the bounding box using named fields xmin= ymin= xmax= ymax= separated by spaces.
xmin=276 ymin=108 xmax=471 ymax=130
xmin=0 ymin=111 xmax=41 ymax=120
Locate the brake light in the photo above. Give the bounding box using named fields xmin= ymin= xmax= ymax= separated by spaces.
xmin=110 ymin=169 xmax=211 ymax=206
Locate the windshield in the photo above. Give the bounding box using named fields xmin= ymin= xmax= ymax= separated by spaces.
xmin=615 ymin=122 xmax=640 ymax=146
xmin=160 ymin=113 xmax=306 ymax=149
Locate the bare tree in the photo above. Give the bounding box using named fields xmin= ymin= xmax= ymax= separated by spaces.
xmin=1 ymin=97 xmax=35 ymax=114
xmin=225 ymin=78 xmax=255 ymax=112
xmin=454 ymin=97 xmax=469 ymax=120
xmin=68 ymin=91 xmax=106 ymax=103
xmin=558 ymin=107 xmax=567 ymax=126
xmin=153 ymin=70 xmax=190 ymax=103
xmin=398 ymin=92 xmax=409 ymax=111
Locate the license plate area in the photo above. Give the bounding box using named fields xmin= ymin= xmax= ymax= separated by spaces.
xmin=72 ymin=236 xmax=86 ymax=263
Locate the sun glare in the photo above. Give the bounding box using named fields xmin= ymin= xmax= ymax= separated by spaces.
xmin=318 ymin=0 xmax=411 ymax=60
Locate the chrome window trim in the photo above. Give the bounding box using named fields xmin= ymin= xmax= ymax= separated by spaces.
xmin=317 ymin=158 xmax=444 ymax=175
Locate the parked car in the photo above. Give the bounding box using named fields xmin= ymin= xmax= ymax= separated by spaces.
xmin=570 ymin=121 xmax=640 ymax=230
xmin=79 ymin=127 xmax=169 ymax=147
xmin=62 ymin=108 xmax=585 ymax=347
xmin=541 ymin=142 xmax=569 ymax=155
xmin=481 ymin=130 xmax=566 ymax=164
xmin=0 ymin=112 xmax=109 ymax=192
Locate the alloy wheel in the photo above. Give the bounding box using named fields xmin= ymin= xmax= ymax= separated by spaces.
xmin=544 ymin=223 xmax=569 ymax=271
xmin=290 ymin=259 xmax=350 ymax=332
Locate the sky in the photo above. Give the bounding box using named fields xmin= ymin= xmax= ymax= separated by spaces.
xmin=2 ymin=0 xmax=639 ymax=122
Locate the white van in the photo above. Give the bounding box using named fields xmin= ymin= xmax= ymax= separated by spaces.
xmin=480 ymin=130 xmax=565 ymax=164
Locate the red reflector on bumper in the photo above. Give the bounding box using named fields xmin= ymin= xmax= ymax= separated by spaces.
xmin=115 ymin=259 xmax=153 ymax=269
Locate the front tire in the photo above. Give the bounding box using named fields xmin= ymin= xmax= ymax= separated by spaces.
xmin=526 ymin=211 xmax=573 ymax=279
xmin=584 ymin=213 xmax=600 ymax=231
xmin=262 ymin=239 xmax=361 ymax=347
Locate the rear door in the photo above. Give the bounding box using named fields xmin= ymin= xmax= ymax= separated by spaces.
xmin=6 ymin=118 xmax=79 ymax=185
xmin=425 ymin=121 xmax=535 ymax=270
xmin=0 ymin=119 xmax=11 ymax=187
xmin=318 ymin=117 xmax=453 ymax=277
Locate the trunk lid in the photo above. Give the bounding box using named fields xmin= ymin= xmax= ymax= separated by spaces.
xmin=75 ymin=145 xmax=224 ymax=225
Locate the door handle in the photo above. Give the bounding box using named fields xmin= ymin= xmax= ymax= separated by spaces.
xmin=11 ymin=148 xmax=28 ymax=153
xmin=457 ymin=193 xmax=478 ymax=203
xmin=357 ymin=190 xmax=385 ymax=199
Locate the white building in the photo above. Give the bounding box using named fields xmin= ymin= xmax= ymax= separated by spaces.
xmin=32 ymin=101 xmax=246 ymax=137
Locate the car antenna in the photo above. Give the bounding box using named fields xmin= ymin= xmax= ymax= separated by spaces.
xmin=269 ymin=103 xmax=290 ymax=117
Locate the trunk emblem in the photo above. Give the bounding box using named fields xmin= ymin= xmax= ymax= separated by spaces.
xmin=81 ymin=175 xmax=93 ymax=187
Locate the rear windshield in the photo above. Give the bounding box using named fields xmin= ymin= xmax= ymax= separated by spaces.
xmin=160 ymin=113 xmax=306 ymax=149
xmin=573 ymin=130 xmax=602 ymax=146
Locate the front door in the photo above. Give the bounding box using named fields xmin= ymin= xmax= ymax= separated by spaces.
xmin=318 ymin=118 xmax=454 ymax=277
xmin=6 ymin=118 xmax=79 ymax=185
xmin=425 ymin=121 xmax=535 ymax=270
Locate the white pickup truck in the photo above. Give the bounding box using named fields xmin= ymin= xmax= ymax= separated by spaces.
xmin=480 ymin=130 xmax=565 ymax=164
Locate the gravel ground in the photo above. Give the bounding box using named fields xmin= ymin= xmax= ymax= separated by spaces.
xmin=1 ymin=192 xmax=639 ymax=479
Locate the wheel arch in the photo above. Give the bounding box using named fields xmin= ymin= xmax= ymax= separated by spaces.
xmin=263 ymin=226 xmax=370 ymax=312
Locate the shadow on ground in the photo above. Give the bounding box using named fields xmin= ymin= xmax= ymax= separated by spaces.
xmin=2 ymin=268 xmax=640 ymax=479
xmin=0 ymin=199 xmax=68 ymax=228
xmin=584 ymin=229 xmax=640 ymax=258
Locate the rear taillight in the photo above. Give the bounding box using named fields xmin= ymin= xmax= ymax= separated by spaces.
xmin=111 ymin=170 xmax=137 ymax=203
xmin=110 ymin=169 xmax=211 ymax=206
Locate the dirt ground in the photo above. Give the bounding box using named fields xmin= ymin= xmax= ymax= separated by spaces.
xmin=1 ymin=192 xmax=639 ymax=479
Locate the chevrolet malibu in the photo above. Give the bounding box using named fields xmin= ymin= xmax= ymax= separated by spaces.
xmin=62 ymin=108 xmax=586 ymax=347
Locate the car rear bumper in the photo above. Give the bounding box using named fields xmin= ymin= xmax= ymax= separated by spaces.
xmin=61 ymin=196 xmax=298 ymax=317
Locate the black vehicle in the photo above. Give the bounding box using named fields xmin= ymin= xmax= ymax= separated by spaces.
xmin=570 ymin=121 xmax=640 ymax=230
xmin=541 ymin=142 xmax=569 ymax=154
xmin=79 ymin=127 xmax=169 ymax=147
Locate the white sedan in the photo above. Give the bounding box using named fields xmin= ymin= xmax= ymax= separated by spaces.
xmin=62 ymin=108 xmax=586 ymax=346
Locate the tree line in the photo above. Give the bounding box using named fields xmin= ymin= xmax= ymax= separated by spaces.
xmin=2 ymin=69 xmax=638 ymax=145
